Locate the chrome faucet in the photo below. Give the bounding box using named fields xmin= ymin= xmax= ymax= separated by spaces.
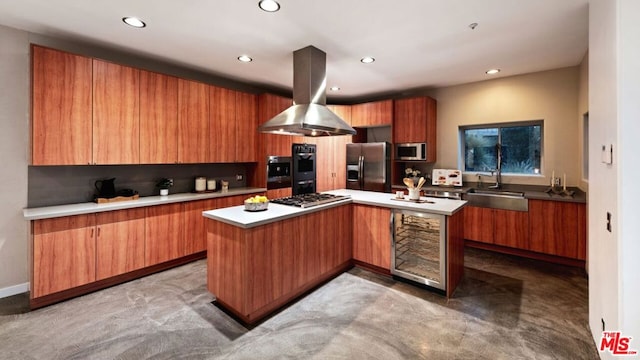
xmin=488 ymin=144 xmax=502 ymax=189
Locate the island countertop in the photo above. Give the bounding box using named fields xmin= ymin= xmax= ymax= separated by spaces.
xmin=202 ymin=189 xmax=467 ymax=229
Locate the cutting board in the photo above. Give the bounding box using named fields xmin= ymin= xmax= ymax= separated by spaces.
xmin=432 ymin=169 xmax=463 ymax=187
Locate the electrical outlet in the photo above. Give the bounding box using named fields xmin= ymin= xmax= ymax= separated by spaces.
xmin=607 ymin=212 xmax=612 ymax=232
xmin=602 ymin=318 xmax=606 ymax=331
xmin=236 ymin=174 xmax=243 ymax=181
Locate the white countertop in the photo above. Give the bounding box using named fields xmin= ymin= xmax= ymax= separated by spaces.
xmin=23 ymin=187 xmax=266 ymax=220
xmin=203 ymin=189 xmax=467 ymax=229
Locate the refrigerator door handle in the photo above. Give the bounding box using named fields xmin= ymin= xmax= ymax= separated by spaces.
xmin=358 ymin=155 xmax=364 ymax=188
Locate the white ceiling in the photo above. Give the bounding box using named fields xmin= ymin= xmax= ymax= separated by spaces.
xmin=0 ymin=0 xmax=589 ymax=99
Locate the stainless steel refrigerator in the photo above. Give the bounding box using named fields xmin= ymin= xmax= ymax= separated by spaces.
xmin=346 ymin=142 xmax=391 ymax=192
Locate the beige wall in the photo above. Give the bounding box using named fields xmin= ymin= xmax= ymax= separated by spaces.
xmin=425 ymin=67 xmax=580 ymax=187
xmin=578 ymin=51 xmax=589 ymax=191
xmin=0 ymin=25 xmax=30 ymax=296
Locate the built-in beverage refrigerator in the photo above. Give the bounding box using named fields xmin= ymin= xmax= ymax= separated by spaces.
xmin=391 ymin=209 xmax=446 ymax=292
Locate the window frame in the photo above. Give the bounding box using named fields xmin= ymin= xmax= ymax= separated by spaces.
xmin=458 ymin=120 xmax=545 ymax=177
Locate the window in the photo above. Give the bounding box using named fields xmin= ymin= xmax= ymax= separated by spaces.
xmin=460 ymin=121 xmax=542 ymax=175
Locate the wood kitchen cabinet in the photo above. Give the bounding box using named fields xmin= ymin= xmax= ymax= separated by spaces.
xmin=140 ymin=70 xmax=179 ymax=164
xmin=32 ymin=215 xmax=96 ymax=298
xmin=529 ymin=200 xmax=586 ymax=260
xmin=314 ymin=105 xmax=352 ymax=192
xmin=95 ymin=209 xmax=145 ymax=280
xmin=92 ymin=59 xmax=140 ymax=164
xmin=351 ymin=100 xmax=393 ymax=127
xmin=183 ymin=199 xmax=216 ymax=255
xmin=145 ymin=203 xmax=185 ymax=266
xmin=463 ymin=206 xmax=494 ymax=243
xmin=352 ymin=204 xmax=391 ymax=270
xmin=210 ymin=86 xmax=258 ymax=163
xmin=31 ymin=45 xmax=92 ymax=165
xmin=463 ymin=206 xmax=529 ymax=249
xmin=207 ymin=204 xmax=351 ymax=323
xmin=393 ymin=96 xmax=437 ymax=162
xmin=178 ymin=79 xmax=209 ymax=163
xmin=253 ymin=93 xmax=293 ymax=187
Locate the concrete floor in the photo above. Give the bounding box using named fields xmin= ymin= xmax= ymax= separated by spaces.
xmin=0 ymin=248 xmax=599 ymax=359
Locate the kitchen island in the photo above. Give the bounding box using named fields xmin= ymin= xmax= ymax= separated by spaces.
xmin=203 ymin=189 xmax=466 ymax=324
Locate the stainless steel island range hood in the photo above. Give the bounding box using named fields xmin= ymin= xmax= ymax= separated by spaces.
xmin=258 ymin=46 xmax=356 ymax=137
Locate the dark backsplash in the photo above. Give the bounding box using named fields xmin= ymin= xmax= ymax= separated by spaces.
xmin=28 ymin=163 xmax=251 ymax=207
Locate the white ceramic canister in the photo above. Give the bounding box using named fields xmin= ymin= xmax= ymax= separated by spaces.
xmin=207 ymin=179 xmax=217 ymax=191
xmin=407 ymin=188 xmax=420 ymax=200
xmin=195 ymin=176 xmax=207 ymax=192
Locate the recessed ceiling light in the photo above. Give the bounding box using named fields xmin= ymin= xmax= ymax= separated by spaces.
xmin=329 ymin=86 xmax=341 ymax=91
xmin=237 ymin=55 xmax=253 ymax=63
xmin=360 ymin=56 xmax=375 ymax=64
xmin=122 ymin=17 xmax=146 ymax=28
xmin=258 ymin=0 xmax=280 ymax=12
xmin=486 ymin=68 xmax=500 ymax=75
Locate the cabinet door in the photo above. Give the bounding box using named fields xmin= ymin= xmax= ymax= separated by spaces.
xmin=32 ymin=215 xmax=96 ymax=298
xmin=145 ymin=204 xmax=184 ymax=266
xmin=313 ymin=137 xmax=333 ymax=192
xmin=95 ymin=209 xmax=145 ymax=280
xmin=184 ymin=199 xmax=216 ymax=255
xmin=393 ymin=96 xmax=437 ymax=162
xmin=493 ymin=209 xmax=529 ymax=249
xmin=351 ymin=100 xmax=392 ymax=127
xmin=254 ymin=93 xmax=293 ymax=187
xmin=178 ymin=79 xmax=209 ymax=163
xmin=209 ymin=86 xmax=235 ymax=163
xmin=140 ymin=70 xmax=178 ymax=164
xmin=32 ymin=45 xmax=92 ymax=165
xmin=92 ymin=59 xmax=140 ymax=164
xmin=235 ymin=91 xmax=258 ymax=162
xmin=352 ymin=204 xmax=391 ymax=270
xmin=463 ymin=206 xmax=494 ymax=243
xmin=529 ymin=200 xmax=583 ymax=259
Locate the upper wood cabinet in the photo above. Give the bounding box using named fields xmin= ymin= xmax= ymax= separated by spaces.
xmin=351 ymin=100 xmax=392 ymax=127
xmin=210 ymin=87 xmax=258 ymax=163
xmin=235 ymin=91 xmax=258 ymax=162
xmin=178 ymin=79 xmax=209 ymax=163
xmin=92 ymin=59 xmax=140 ymax=164
xmin=95 ymin=208 xmax=145 ymax=280
xmin=393 ymin=96 xmax=437 ymax=162
xmin=258 ymin=93 xmax=294 ymax=156
xmin=529 ymin=200 xmax=586 ymax=260
xmin=140 ymin=70 xmax=179 ymax=164
xmin=32 ymin=214 xmax=96 ymax=298
xmin=32 ymin=45 xmax=92 ymax=165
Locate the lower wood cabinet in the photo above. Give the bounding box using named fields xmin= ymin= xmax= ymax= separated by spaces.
xmin=207 ymin=204 xmax=352 ymax=323
xmin=95 ymin=208 xmax=145 ymax=280
xmin=464 ymin=200 xmax=586 ymax=261
xmin=145 ymin=203 xmax=185 ymax=266
xmin=183 ymin=199 xmax=216 ymax=255
xmin=32 ymin=215 xmax=96 ymax=298
xmin=352 ymin=204 xmax=391 ymax=270
xmin=529 ymin=200 xmax=586 ymax=260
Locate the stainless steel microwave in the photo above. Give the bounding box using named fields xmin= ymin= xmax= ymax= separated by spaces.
xmin=395 ymin=143 xmax=427 ymax=161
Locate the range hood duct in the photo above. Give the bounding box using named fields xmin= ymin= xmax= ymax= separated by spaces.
xmin=258 ymin=46 xmax=356 ymax=136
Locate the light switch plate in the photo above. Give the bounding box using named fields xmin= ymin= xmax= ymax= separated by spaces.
xmin=601 ymin=144 xmax=613 ymax=164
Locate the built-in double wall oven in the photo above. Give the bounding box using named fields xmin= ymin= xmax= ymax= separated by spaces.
xmin=292 ymin=143 xmax=316 ymax=195
xmin=266 ymin=156 xmax=292 ymax=190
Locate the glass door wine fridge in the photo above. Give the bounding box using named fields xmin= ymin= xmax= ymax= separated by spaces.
xmin=391 ymin=209 xmax=446 ymax=291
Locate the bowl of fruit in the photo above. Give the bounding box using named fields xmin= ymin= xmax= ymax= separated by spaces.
xmin=244 ymin=195 xmax=269 ymax=212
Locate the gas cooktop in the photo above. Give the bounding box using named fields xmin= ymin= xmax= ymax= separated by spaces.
xmin=271 ymin=193 xmax=351 ymax=208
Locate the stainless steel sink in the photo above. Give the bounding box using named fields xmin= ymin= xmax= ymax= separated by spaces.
xmin=465 ymin=189 xmax=528 ymax=211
